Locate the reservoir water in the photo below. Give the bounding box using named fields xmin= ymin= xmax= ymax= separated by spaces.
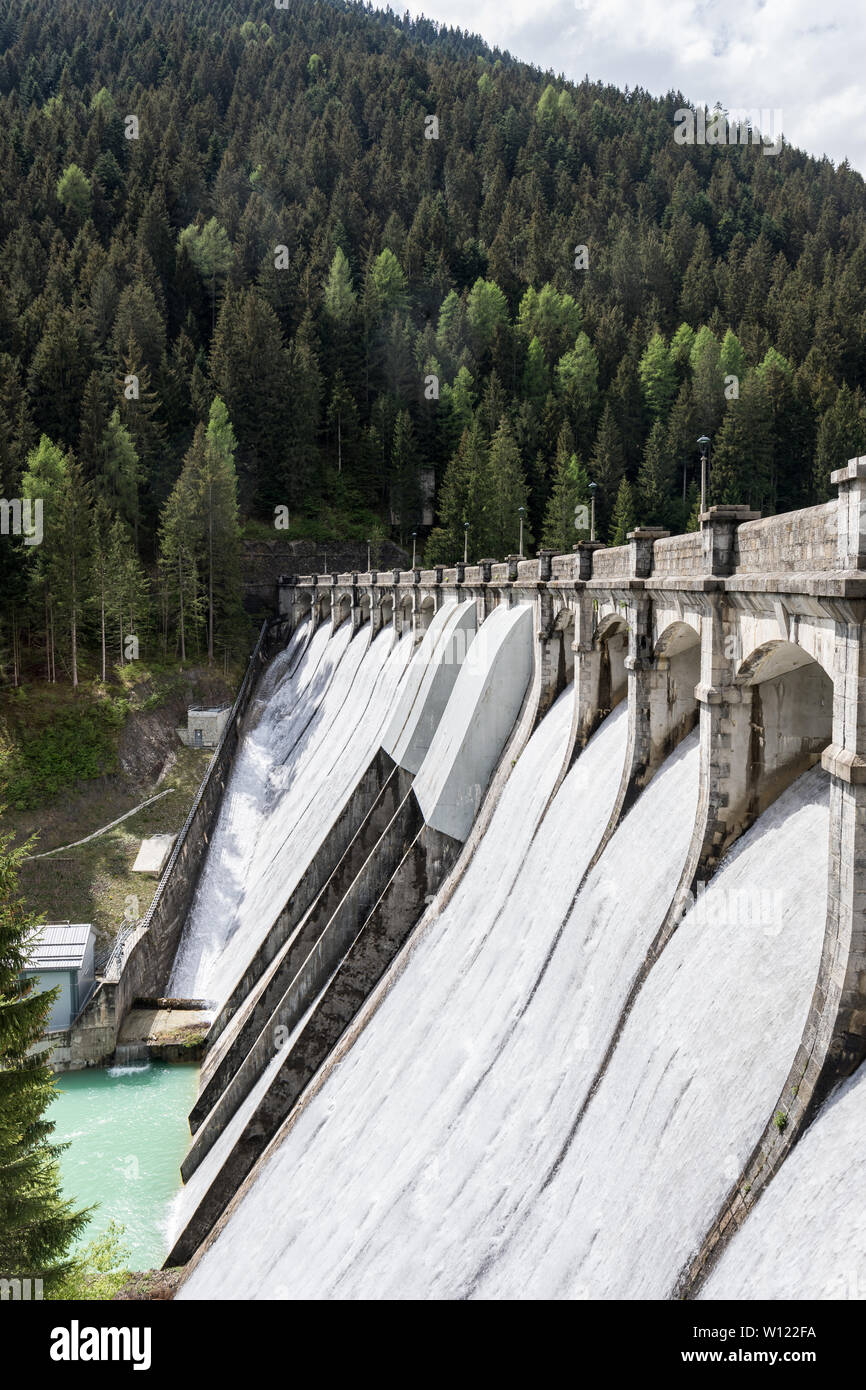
xmin=49 ymin=1063 xmax=199 ymax=1270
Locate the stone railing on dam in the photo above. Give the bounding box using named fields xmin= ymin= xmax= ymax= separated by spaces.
xmin=277 ymin=458 xmax=866 ymax=1294
xmin=732 ymin=501 xmax=838 ymax=575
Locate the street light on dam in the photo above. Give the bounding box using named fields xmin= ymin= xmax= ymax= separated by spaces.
xmin=698 ymin=436 xmax=711 ymax=516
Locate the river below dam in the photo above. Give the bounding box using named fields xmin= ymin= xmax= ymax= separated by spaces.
xmin=49 ymin=1062 xmax=199 ymax=1270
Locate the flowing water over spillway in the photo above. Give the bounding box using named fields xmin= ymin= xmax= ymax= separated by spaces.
xmin=182 ymin=701 xmax=707 ymax=1300
xmin=702 ymin=941 xmax=866 ymax=1301
xmin=479 ymin=763 xmax=829 ymax=1298
xmin=170 ymin=624 xmax=411 ymax=1007
xmin=169 ymin=616 xmax=834 ymax=1300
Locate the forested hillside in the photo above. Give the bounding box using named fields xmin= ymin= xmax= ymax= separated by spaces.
xmin=1 ymin=0 xmax=866 ymax=687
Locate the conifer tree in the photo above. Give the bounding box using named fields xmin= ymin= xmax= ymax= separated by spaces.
xmin=101 ymin=409 xmax=141 ymax=546
xmin=425 ymin=419 xmax=488 ymax=564
xmin=542 ymin=451 xmax=590 ymax=552
xmin=158 ymin=474 xmax=200 ymax=663
xmin=389 ymin=409 xmax=421 ymax=543
xmin=590 ymin=402 xmax=626 ymax=535
xmin=21 ymin=437 xmax=66 ymax=682
xmin=200 ymin=397 xmax=242 ymax=664
xmin=89 ymin=499 xmax=113 ymax=682
xmin=609 ymin=477 xmax=637 ymax=545
xmin=0 ymin=829 xmax=89 ymax=1287
xmin=105 ymin=518 xmax=150 ymax=667
xmin=638 ymin=331 xmax=678 ymax=421
xmin=813 ymin=384 xmax=866 ymax=501
xmin=482 ymin=419 xmax=530 ymax=557
xmin=637 ymin=420 xmax=675 ymax=528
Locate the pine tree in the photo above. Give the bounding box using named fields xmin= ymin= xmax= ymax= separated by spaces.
xmin=105 ymin=518 xmax=151 ymax=668
xmin=638 ymin=331 xmax=678 ymax=421
xmin=710 ymin=376 xmax=774 ymax=511
xmin=813 ymin=384 xmax=866 ymax=501
xmin=590 ymin=402 xmax=626 ymax=536
xmin=425 ymin=419 xmax=488 ymax=564
xmin=555 ymin=332 xmax=599 ymax=446
xmin=159 ymin=463 xmax=201 ymax=664
xmin=541 ymin=451 xmax=591 ymax=552
xmin=690 ymin=326 xmax=725 ymax=435
xmin=637 ymin=420 xmax=674 ymax=528
xmin=200 ymin=398 xmax=242 ymax=664
xmin=482 ymin=419 xmax=530 ymax=557
xmin=22 ymin=437 xmax=67 ymax=682
xmin=609 ymin=477 xmax=637 ymax=545
xmin=89 ymin=500 xmax=113 ymax=683
xmin=0 ymin=829 xmax=89 ymax=1286
xmin=50 ymin=452 xmax=90 ymax=688
xmin=389 ymin=409 xmax=421 ymax=542
xmin=101 ymin=410 xmax=141 ymax=545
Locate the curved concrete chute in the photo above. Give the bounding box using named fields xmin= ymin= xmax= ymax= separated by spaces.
xmin=381 ymin=600 xmax=477 ymax=775
xmin=414 ymin=603 xmax=534 ymax=843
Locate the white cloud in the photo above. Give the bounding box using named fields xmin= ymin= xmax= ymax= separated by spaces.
xmin=401 ymin=0 xmax=865 ymax=172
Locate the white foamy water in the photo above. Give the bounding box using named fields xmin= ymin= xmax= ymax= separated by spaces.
xmin=702 ymin=957 xmax=866 ymax=1297
xmin=180 ymin=695 xmax=644 ymax=1300
xmin=170 ymin=623 xmax=411 ymax=1007
xmin=479 ymin=763 xmax=829 ymax=1299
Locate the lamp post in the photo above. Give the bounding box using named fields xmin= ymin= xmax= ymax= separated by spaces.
xmin=464 ymin=521 xmax=469 ymax=564
xmin=589 ymin=481 xmax=597 ymax=542
xmin=411 ymin=530 xmax=417 ymax=568
xmin=518 ymin=505 xmax=525 ymax=558
xmin=366 ymin=537 xmax=371 ymax=572
xmin=697 ymin=436 xmax=711 ymax=518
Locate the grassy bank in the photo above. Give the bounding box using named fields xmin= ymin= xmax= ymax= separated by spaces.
xmin=0 ymin=658 xmax=242 ymax=951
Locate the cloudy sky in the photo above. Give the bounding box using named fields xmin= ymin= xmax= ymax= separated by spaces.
xmin=401 ymin=0 xmax=863 ymax=174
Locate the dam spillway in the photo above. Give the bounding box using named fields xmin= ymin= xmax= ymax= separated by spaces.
xmin=137 ymin=467 xmax=866 ymax=1297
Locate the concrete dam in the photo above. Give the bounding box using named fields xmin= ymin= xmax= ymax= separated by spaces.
xmin=145 ymin=460 xmax=866 ymax=1299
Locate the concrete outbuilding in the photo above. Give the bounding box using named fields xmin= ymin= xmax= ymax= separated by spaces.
xmin=179 ymin=707 xmax=230 ymax=749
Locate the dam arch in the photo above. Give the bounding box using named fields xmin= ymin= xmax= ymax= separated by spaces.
xmin=333 ymin=591 xmax=352 ymax=631
xmin=650 ymin=620 xmax=702 ymax=766
xmin=550 ymin=604 xmax=575 ymax=699
xmin=735 ymin=638 xmax=833 ymax=822
xmin=378 ymin=593 xmax=395 ymax=634
xmin=593 ymin=613 xmax=629 ymax=718
xmin=417 ymin=594 xmax=437 ymax=639
xmin=396 ymin=591 xmax=414 ymax=639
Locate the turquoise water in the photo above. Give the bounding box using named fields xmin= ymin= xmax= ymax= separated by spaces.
xmin=49 ymin=1062 xmax=198 ymax=1270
